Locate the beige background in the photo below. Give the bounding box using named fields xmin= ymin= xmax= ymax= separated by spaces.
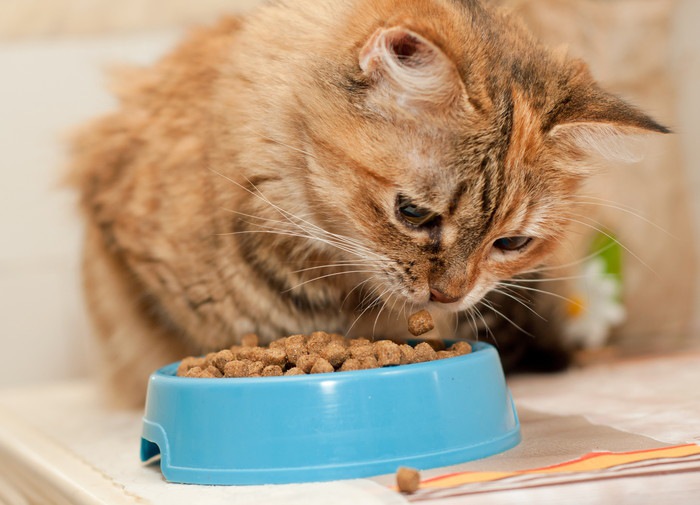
xmin=1 ymin=0 xmax=699 ymax=387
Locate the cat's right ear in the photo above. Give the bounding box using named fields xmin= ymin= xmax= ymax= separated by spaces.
xmin=546 ymin=60 xmax=670 ymax=163
xmin=359 ymin=27 xmax=468 ymax=114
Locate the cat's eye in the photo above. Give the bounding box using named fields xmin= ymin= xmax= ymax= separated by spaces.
xmin=493 ymin=236 xmax=532 ymax=252
xmin=396 ymin=195 xmax=439 ymax=227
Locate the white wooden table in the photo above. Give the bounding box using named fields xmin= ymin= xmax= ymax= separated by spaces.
xmin=1 ymin=351 xmax=699 ymax=505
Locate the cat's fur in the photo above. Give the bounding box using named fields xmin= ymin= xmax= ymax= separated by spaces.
xmin=69 ymin=0 xmax=667 ymax=406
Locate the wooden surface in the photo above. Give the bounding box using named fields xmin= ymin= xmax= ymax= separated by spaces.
xmin=1 ymin=352 xmax=699 ymax=504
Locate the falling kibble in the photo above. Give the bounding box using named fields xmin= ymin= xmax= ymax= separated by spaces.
xmin=407 ymin=310 xmax=435 ymax=336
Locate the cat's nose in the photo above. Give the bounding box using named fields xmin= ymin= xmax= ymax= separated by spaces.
xmin=429 ymin=287 xmax=461 ymax=304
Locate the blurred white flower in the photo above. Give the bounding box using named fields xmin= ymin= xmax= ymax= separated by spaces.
xmin=564 ymin=257 xmax=626 ymax=349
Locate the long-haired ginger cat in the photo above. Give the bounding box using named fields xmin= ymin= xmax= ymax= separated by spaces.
xmin=69 ymin=0 xmax=667 ymax=406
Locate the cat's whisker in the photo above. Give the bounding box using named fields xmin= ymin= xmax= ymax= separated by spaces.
xmin=511 ymin=274 xmax=601 ymax=283
xmin=372 ymin=288 xmax=399 ymax=337
xmin=570 ymin=198 xmax=678 ymax=240
xmin=218 ymin=228 xmax=359 ymax=256
xmin=210 ymin=168 xmax=320 ymax=239
xmin=243 ymin=125 xmax=319 ymax=160
xmin=239 ymin=178 xmax=377 ymax=257
xmin=471 ymin=304 xmax=492 ymax=343
xmin=290 ymin=261 xmax=388 ymax=275
xmin=491 ymin=286 xmax=546 ymax=321
xmin=236 ymin=210 xmax=378 ymax=260
xmin=494 ymin=283 xmax=532 ymax=303
xmin=219 ymin=208 xmax=358 ymax=252
xmin=354 ymin=279 xmax=384 ymax=316
xmin=220 ymin=227 xmax=381 ymax=264
xmin=282 ymin=269 xmax=380 ymax=293
xmin=341 ymin=276 xmax=376 ymax=309
xmin=564 ymin=214 xmax=658 ymax=276
xmin=347 ymin=285 xmax=392 ymax=336
xmin=463 ymin=307 xmax=480 ymax=341
xmin=521 ymin=239 xmax=618 ymax=276
xmin=398 ymin=295 xmax=410 ymax=324
xmin=572 ymin=195 xmax=661 ymax=218
xmin=498 ymin=281 xmax=584 ymax=311
xmin=219 ymin=207 xmax=291 ymax=226
xmin=479 ymin=299 xmax=535 ymax=339
xmin=573 ymin=194 xmax=641 ymax=211
xmin=211 ymin=168 xmax=387 ymax=263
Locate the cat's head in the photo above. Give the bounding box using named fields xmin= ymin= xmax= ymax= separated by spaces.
xmin=295 ymin=0 xmax=668 ymax=312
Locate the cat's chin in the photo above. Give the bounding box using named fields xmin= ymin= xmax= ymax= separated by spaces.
xmin=428 ymin=299 xmax=473 ymax=314
xmin=423 ymin=290 xmax=489 ymax=314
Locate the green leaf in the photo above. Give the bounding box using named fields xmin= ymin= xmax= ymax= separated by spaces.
xmin=589 ymin=230 xmax=623 ymax=281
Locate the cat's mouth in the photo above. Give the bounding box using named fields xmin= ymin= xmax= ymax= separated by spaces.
xmin=428 ymin=287 xmax=462 ymax=305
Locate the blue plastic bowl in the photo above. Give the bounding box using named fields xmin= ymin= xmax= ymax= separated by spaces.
xmin=140 ymin=341 xmax=520 ymax=485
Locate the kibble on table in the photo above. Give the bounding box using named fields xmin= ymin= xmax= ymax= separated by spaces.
xmin=396 ymin=466 xmax=421 ymax=493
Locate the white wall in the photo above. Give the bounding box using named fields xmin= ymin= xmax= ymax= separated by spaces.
xmin=0 ymin=31 xmax=181 ymax=387
xmin=672 ymin=0 xmax=700 ymax=336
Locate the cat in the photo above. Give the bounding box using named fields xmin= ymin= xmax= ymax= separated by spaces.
xmin=68 ymin=0 xmax=667 ymax=407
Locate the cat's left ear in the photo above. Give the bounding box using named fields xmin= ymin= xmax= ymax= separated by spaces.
xmin=547 ymin=60 xmax=670 ymax=162
xmin=359 ymin=26 xmax=468 ymax=113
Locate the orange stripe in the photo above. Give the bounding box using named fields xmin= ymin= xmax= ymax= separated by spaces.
xmin=420 ymin=444 xmax=700 ymax=489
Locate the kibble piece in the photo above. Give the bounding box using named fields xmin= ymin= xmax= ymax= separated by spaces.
xmin=223 ymin=360 xmax=249 ymax=378
xmin=248 ymin=361 xmax=265 ymax=376
xmin=284 ymin=367 xmax=306 ymax=376
xmin=247 ymin=347 xmax=268 ymax=363
xmin=296 ymin=353 xmax=320 ymax=373
xmin=358 ymin=356 xmax=379 ymax=370
xmin=310 ymin=357 xmax=335 ymax=374
xmin=241 ymin=333 xmax=259 ymax=347
xmin=203 ymin=352 xmax=218 ymax=367
xmin=199 ymin=368 xmax=218 ymax=378
xmin=177 ymin=356 xmax=205 ymax=376
xmin=285 ymin=334 xmax=308 ymax=363
xmin=233 ymin=346 xmax=256 ymax=361
xmin=263 ymin=347 xmax=287 ymax=366
xmin=449 ymin=341 xmax=473 ymax=355
xmin=407 ymin=310 xmax=434 ymax=336
xmin=185 ymin=366 xmax=204 ymax=378
xmin=307 ymin=331 xmax=331 ymax=353
xmin=329 ymin=333 xmax=349 ymax=346
xmin=398 ymin=344 xmax=417 ymax=365
xmin=396 ymin=467 xmax=421 ymax=494
xmin=414 ymin=342 xmax=437 ymax=363
xmin=261 ymin=365 xmax=284 ymax=377
xmin=436 ymin=350 xmax=456 ymax=360
xmin=426 ymin=339 xmax=446 ymax=352
xmin=320 ymin=342 xmax=348 ymax=368
xmin=205 ymin=365 xmax=224 ymax=378
xmin=211 ymin=349 xmax=234 ymax=371
xmin=338 ymin=358 xmax=362 ymax=371
xmin=349 ymin=345 xmax=374 ymax=359
xmin=374 ymin=340 xmax=401 ymax=367
xmin=268 ymin=337 xmax=287 ymax=349
xmin=349 ymin=337 xmax=371 ymax=347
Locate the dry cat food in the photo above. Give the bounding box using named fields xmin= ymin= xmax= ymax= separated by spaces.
xmin=407 ymin=309 xmax=435 ymax=336
xmin=177 ymin=331 xmax=472 ymax=378
xmin=396 ymin=466 xmax=421 ymax=493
